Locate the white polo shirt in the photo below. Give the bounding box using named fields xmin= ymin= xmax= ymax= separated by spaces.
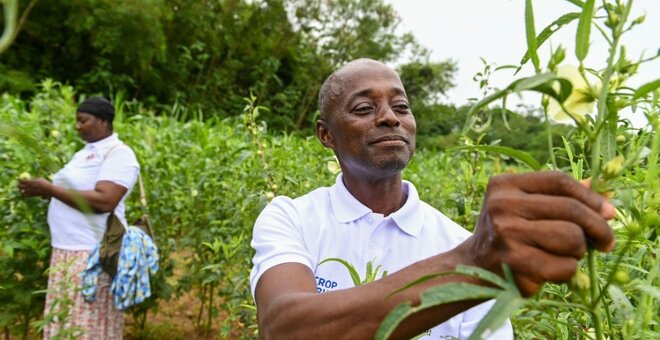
xmin=47 ymin=133 xmax=140 ymax=250
xmin=250 ymin=175 xmax=513 ymax=339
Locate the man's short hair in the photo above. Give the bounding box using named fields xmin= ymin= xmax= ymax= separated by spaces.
xmin=318 ymin=58 xmax=390 ymax=122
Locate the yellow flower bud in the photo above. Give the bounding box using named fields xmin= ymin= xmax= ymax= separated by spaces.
xmin=616 ymin=134 xmax=626 ymax=144
xmin=632 ymin=15 xmax=645 ymax=25
xmin=50 ymin=130 xmax=61 ymax=138
xmin=602 ymin=155 xmax=624 ymax=179
xmin=643 ymin=212 xmax=660 ymax=230
xmin=570 ymin=270 xmax=590 ymax=293
xmin=265 ymin=191 xmax=275 ymax=200
xmin=626 ymin=221 xmax=641 ymax=235
xmin=613 ymin=270 xmax=630 ymax=284
xmin=605 ymin=13 xmax=620 ymax=28
xmin=19 ymin=172 xmax=32 ymax=180
xmin=191 ymin=189 xmax=199 ymax=197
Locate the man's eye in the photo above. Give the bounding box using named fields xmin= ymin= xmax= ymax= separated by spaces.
xmin=394 ymin=104 xmax=410 ymax=112
xmin=353 ymin=105 xmax=373 ymax=114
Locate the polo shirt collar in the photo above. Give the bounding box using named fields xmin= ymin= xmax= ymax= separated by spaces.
xmin=329 ymin=174 xmax=423 ymax=237
xmin=85 ymin=133 xmax=120 ymax=151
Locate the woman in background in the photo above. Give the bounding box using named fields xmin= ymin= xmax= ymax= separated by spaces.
xmin=18 ymin=97 xmax=139 ymax=339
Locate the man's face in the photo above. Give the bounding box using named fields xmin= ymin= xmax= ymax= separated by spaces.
xmin=318 ymin=61 xmax=416 ymax=179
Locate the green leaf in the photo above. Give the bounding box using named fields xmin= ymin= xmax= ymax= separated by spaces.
xmin=520 ymin=13 xmax=581 ymax=66
xmin=511 ymin=72 xmax=571 ymax=102
xmin=454 ymin=265 xmax=511 ymax=289
xmin=632 ymin=78 xmax=660 ymax=100
xmin=468 ymin=291 xmax=525 ymax=340
xmin=454 ymin=145 xmax=542 ymax=170
xmin=607 ymin=285 xmax=634 ymax=320
xmin=464 ymin=73 xmax=571 ymax=133
xmin=512 ymin=72 xmax=556 ymax=92
xmin=562 ymin=136 xmax=574 ymax=161
xmin=634 ymin=283 xmax=660 ymax=300
xmin=524 ymin=0 xmax=540 ymax=71
xmin=600 ymin=121 xmax=617 ymax=161
xmin=318 ymin=258 xmax=362 ymax=287
xmin=575 ymin=0 xmax=594 ymax=61
xmin=564 ymin=0 xmax=585 ymax=8
xmin=376 ymin=283 xmax=503 ymax=340
xmin=375 ymin=302 xmax=411 ymax=340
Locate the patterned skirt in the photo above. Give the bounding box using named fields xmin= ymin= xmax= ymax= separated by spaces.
xmin=43 ymin=248 xmax=124 ymax=339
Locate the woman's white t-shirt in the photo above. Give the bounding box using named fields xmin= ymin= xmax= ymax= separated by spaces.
xmin=47 ymin=133 xmax=140 ymax=250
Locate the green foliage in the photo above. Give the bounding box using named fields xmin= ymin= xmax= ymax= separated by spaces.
xmin=379 ymin=0 xmax=659 ymax=339
xmin=318 ymin=258 xmax=388 ymax=287
xmin=376 ymin=265 xmax=523 ymax=340
xmin=0 ymin=82 xmax=506 ymax=337
xmin=0 ymin=0 xmax=426 ymax=132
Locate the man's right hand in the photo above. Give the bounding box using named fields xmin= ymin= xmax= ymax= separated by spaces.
xmin=464 ymin=171 xmax=616 ymax=296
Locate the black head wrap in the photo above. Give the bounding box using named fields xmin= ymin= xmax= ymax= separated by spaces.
xmin=77 ymin=97 xmax=115 ymax=122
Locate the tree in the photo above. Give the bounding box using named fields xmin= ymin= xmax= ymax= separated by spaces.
xmin=1 ymin=0 xmax=440 ymax=132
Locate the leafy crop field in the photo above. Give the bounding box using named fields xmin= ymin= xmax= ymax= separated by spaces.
xmin=1 ymin=85 xmax=501 ymax=338
xmin=1 ymin=0 xmax=659 ymax=339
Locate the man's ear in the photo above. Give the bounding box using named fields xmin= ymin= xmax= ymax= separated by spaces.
xmin=316 ymin=119 xmax=335 ymax=149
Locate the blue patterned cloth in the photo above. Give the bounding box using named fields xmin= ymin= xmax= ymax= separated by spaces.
xmin=82 ymin=226 xmax=159 ymax=311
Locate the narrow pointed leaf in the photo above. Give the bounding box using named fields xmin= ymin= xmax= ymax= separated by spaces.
xmin=575 ymin=0 xmax=594 ymax=61
xmin=468 ymin=291 xmax=525 ymax=340
xmin=455 ymin=265 xmax=511 ymax=289
xmin=512 ymin=72 xmax=556 ymax=92
xmin=318 ymin=258 xmax=361 ymax=287
xmin=454 ymin=145 xmax=542 ymax=170
xmin=520 ymin=13 xmax=581 ymax=65
xmin=607 ymin=285 xmax=634 ymax=320
xmin=635 ymin=283 xmax=660 ymax=300
xmin=376 ymin=283 xmax=503 ymax=340
xmin=562 ymin=136 xmax=574 ymax=161
xmin=632 ymin=78 xmax=660 ymax=100
xmin=565 ymin=0 xmax=585 ymax=8
xmin=524 ymin=0 xmax=540 ymax=71
xmin=375 ymin=302 xmax=412 ymax=340
xmin=600 ymin=121 xmax=617 ymax=161
xmin=418 ymin=283 xmax=501 ymax=309
xmin=511 ymin=73 xmax=572 ymax=103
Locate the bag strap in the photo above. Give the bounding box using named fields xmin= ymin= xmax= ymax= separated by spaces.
xmin=101 ymin=142 xmax=156 ymax=242
xmin=138 ymin=173 xmax=148 ymax=210
xmin=137 ymin=173 xmax=156 ymax=243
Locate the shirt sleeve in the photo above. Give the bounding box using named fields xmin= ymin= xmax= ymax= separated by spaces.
xmin=97 ymin=145 xmax=140 ymax=190
xmin=458 ymin=300 xmax=514 ymax=339
xmin=249 ymin=196 xmax=314 ymax=299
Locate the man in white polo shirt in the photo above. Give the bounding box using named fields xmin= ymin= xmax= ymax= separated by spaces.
xmin=250 ymin=58 xmax=615 ymax=339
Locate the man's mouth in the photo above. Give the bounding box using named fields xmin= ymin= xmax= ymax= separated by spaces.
xmin=369 ymin=135 xmax=408 ymax=146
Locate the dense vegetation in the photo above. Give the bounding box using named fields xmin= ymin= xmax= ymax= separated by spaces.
xmin=1 ymin=0 xmax=658 ymax=339
xmin=0 ymin=83 xmax=509 ymax=338
xmin=0 ymin=0 xmax=573 ymax=161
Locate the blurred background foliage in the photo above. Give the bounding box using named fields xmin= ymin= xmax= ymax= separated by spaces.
xmin=1 ymin=0 xmax=574 ymax=163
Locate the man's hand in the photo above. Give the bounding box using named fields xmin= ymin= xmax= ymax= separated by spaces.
xmin=465 ymin=171 xmax=616 ymax=296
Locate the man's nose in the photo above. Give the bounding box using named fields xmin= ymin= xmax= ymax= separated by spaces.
xmin=375 ymin=105 xmax=400 ymax=127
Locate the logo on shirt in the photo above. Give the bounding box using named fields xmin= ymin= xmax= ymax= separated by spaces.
xmin=85 ymin=153 xmax=96 ymax=161
xmin=315 ymin=276 xmax=338 ymax=293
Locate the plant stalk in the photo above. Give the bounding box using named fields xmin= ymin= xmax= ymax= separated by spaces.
xmin=544 ymin=110 xmax=558 ymax=169
xmin=588 ymin=249 xmax=604 ymax=340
